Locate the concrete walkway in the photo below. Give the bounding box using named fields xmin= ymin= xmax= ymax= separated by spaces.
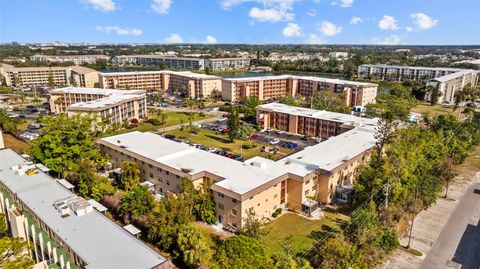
xmin=379 ymin=171 xmax=480 ymax=269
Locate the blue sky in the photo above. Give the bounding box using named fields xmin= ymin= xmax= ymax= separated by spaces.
xmin=1 ymin=0 xmax=479 ymax=45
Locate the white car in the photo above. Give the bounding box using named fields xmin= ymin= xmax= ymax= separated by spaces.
xmin=217 ymin=117 xmax=227 ymax=122
xmin=207 ymin=147 xmax=217 ymax=153
xmin=269 ymin=138 xmax=280 ymax=145
xmin=276 ymin=130 xmax=286 ymax=135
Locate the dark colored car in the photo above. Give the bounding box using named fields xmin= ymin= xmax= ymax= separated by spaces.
xmin=164 ymin=134 xmax=176 ymax=140
xmin=286 ymin=142 xmax=298 ymax=150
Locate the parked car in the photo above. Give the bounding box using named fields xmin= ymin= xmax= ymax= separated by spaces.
xmin=249 ymin=133 xmax=260 ymax=140
xmin=207 ymin=147 xmax=217 ymax=153
xmin=286 ymin=142 xmax=298 ymax=150
xmin=269 ymin=138 xmax=280 ymax=145
xmin=164 ymin=134 xmax=176 ymax=140
xmin=276 ymin=130 xmax=286 ymax=135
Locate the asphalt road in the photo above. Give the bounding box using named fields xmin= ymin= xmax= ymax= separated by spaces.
xmin=420 ymin=182 xmax=480 ymax=269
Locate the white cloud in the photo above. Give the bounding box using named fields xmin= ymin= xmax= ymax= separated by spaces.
xmin=283 ymin=23 xmax=302 ymax=37
xmin=331 ymin=0 xmax=353 ymax=7
xmin=204 ymin=35 xmax=218 ymax=44
xmin=164 ymin=33 xmax=184 ymax=43
xmin=221 ymin=0 xmax=298 ymax=23
xmin=82 ymin=0 xmax=116 ymax=12
xmin=307 ymin=8 xmax=317 ymax=17
xmin=220 ymin=0 xmax=300 ymax=10
xmin=406 ymin=26 xmax=413 ymax=32
xmin=95 ymin=26 xmax=142 ymax=36
xmin=371 ymin=35 xmax=401 ymax=45
xmin=151 ymin=0 xmax=171 ymax=14
xmin=249 ymin=7 xmax=293 ymax=22
xmin=350 ymin=16 xmax=362 ymax=25
xmin=378 ymin=15 xmax=399 ymax=30
xmin=318 ymin=21 xmax=342 ymax=36
xmin=305 ymin=34 xmax=325 ymax=44
xmin=411 ymin=13 xmax=438 ymax=29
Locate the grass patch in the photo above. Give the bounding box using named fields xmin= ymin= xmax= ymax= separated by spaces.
xmin=411 ymin=102 xmax=463 ymax=117
xmin=262 ymin=212 xmax=348 ymax=254
xmin=3 ymin=133 xmax=30 ymax=153
xmin=108 ymin=111 xmax=214 ymax=135
xmin=163 ymin=128 xmax=290 ymax=160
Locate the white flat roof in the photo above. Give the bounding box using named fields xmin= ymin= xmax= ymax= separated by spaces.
xmin=68 ymin=94 xmax=142 ymax=110
xmin=100 ymin=106 xmax=377 ymax=196
xmin=0 ymin=149 xmax=167 ymax=269
xmin=359 ymin=64 xmax=463 ymax=72
xmin=50 ymin=87 xmax=144 ymax=96
xmin=431 ymin=69 xmax=477 ymax=82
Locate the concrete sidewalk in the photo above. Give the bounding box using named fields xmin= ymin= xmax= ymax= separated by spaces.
xmin=379 ymin=171 xmax=480 ymax=269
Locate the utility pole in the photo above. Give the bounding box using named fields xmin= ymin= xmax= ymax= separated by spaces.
xmin=407 ymin=184 xmax=419 ymax=249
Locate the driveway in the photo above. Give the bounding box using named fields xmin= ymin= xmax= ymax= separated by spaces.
xmin=420 ymin=182 xmax=480 ymax=269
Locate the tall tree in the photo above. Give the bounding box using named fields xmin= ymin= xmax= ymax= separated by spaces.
xmin=311 ymin=89 xmax=350 ymax=113
xmin=227 ymin=106 xmax=240 ymax=142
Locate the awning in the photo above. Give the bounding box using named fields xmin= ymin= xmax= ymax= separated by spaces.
xmin=88 ymin=199 xmax=107 ymax=212
xmin=57 ymin=179 xmax=75 ymax=190
xmin=123 ymin=224 xmax=141 ymax=236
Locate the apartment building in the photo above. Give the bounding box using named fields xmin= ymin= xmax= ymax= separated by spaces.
xmin=0 ymin=149 xmax=171 ymax=269
xmin=98 ymin=104 xmax=377 ymax=228
xmin=426 ymin=69 xmax=479 ymax=103
xmin=49 ymin=87 xmax=146 ymax=125
xmin=112 ymin=55 xmax=250 ymax=71
xmin=0 ymin=63 xmax=71 ymax=87
xmin=70 ymin=66 xmax=100 ymax=88
xmin=167 ymin=72 xmax=223 ymax=98
xmin=358 ymin=64 xmax=478 ymax=104
xmin=222 ymin=75 xmax=378 ymax=107
xmin=30 ymin=54 xmax=110 ymax=65
xmin=206 ymin=58 xmax=251 ymax=71
xmin=99 ymin=71 xmax=169 ymax=91
xmin=98 ymin=70 xmax=222 ymax=98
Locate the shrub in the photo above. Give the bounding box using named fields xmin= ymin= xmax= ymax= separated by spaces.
xmin=241 ymin=142 xmax=257 ymax=149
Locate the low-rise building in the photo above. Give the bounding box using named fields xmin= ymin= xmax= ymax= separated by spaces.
xmin=222 ymin=75 xmax=378 ymax=107
xmin=98 ymin=104 xmax=377 ymax=228
xmin=49 ymin=87 xmax=147 ymax=125
xmin=112 ymin=55 xmax=250 ymax=71
xmin=30 ymin=54 xmax=110 ymax=65
xmin=70 ymin=66 xmax=100 ymax=88
xmin=99 ymin=70 xmax=222 ymax=98
xmin=358 ymin=64 xmax=478 ymax=104
xmin=0 ymin=63 xmax=71 ymax=87
xmin=0 ymin=148 xmax=171 ymax=269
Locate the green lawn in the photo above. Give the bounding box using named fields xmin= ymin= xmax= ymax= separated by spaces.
xmin=411 ymin=102 xmax=463 ymax=117
xmin=262 ymin=212 xmax=348 ymax=254
xmin=109 ymin=111 xmax=214 ymax=135
xmin=160 ymin=111 xmax=214 ymax=127
xmin=163 ymin=128 xmax=291 ymax=160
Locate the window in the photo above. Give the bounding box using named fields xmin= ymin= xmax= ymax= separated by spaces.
xmin=257 ymin=203 xmax=260 ymax=206
xmin=166 ymin=171 xmax=170 ymax=175
xmin=166 ymin=180 xmax=170 ymax=186
xmin=218 ymin=193 xmax=225 ymax=198
xmin=231 ymin=209 xmax=237 ymax=216
xmin=312 ymin=185 xmax=317 ymax=190
xmin=232 ymin=198 xmax=237 ymax=204
xmin=305 ymin=190 xmax=310 ymax=195
xmin=176 ymin=175 xmax=180 ymax=179
xmin=149 ymin=173 xmax=153 ymax=178
xmin=249 ymin=196 xmax=254 ymax=200
xmin=274 ymin=184 xmax=277 ymax=188
xmin=273 ymin=194 xmax=278 ymax=199
xmin=305 ymin=180 xmax=310 ymax=184
xmin=218 ymin=203 xmax=224 ymax=210
xmin=149 ymin=164 xmax=153 ymax=168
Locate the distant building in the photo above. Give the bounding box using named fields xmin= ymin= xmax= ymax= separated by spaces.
xmin=222 ymin=75 xmax=378 ymax=107
xmin=49 ymin=87 xmax=147 ymax=126
xmin=0 ymin=148 xmax=172 ymax=269
xmin=329 ymin=52 xmax=349 ymax=59
xmin=30 ymin=54 xmax=110 ymax=65
xmin=112 ymin=55 xmax=250 ymax=71
xmin=358 ymin=64 xmax=479 ymax=104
